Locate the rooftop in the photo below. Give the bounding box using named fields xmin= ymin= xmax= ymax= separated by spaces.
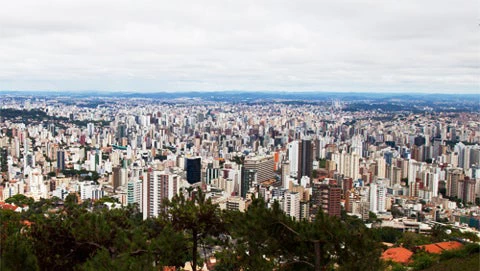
xmin=381 ymin=247 xmax=413 ymax=264
xmin=418 ymin=241 xmax=463 ymax=254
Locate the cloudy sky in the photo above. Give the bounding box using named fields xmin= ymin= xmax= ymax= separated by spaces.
xmin=0 ymin=0 xmax=478 ymax=93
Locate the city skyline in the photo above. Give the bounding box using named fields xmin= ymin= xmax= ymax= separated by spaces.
xmin=1 ymin=89 xmax=479 ymax=270
xmin=1 ymin=0 xmax=478 ymax=93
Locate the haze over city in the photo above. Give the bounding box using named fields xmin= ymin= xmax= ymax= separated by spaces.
xmin=1 ymin=0 xmax=478 ymax=93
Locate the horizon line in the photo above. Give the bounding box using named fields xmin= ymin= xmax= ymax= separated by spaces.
xmin=1 ymin=90 xmax=479 ymax=95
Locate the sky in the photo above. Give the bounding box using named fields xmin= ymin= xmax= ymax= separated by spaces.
xmin=0 ymin=0 xmax=478 ymax=93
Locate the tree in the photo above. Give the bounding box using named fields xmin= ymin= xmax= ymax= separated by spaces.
xmin=165 ymin=188 xmax=224 ymax=271
xmin=430 ymin=224 xmax=449 ymax=242
xmin=317 ymin=158 xmax=327 ymax=169
xmin=0 ymin=209 xmax=38 ymax=270
xmin=1 ymin=232 xmax=38 ymax=271
xmin=367 ymin=211 xmax=382 ymax=223
xmin=398 ymin=232 xmax=430 ymax=250
xmin=221 ymin=198 xmax=283 ymax=270
xmin=411 ymin=252 xmax=436 ymax=270
xmin=391 ymin=206 xmax=404 ymax=218
xmin=218 ymin=198 xmax=383 ymax=271
xmin=372 ymin=227 xmax=403 ymax=243
xmin=5 ymin=194 xmax=34 ymax=207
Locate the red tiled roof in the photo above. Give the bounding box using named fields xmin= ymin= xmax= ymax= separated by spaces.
xmin=419 ymin=241 xmax=463 ymax=254
xmin=381 ymin=247 xmax=413 ymax=264
xmin=0 ymin=202 xmax=18 ymax=211
xmin=436 ymin=241 xmax=463 ymax=251
xmin=21 ymin=220 xmax=33 ymax=227
xmin=420 ymin=243 xmax=443 ymax=254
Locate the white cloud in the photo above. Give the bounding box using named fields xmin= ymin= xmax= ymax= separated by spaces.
xmin=0 ymin=0 xmax=478 ymax=93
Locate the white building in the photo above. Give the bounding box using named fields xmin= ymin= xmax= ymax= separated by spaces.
xmin=284 ymin=191 xmax=300 ymax=220
xmin=288 ymin=141 xmax=299 ymax=178
xmin=127 ymin=179 xmax=143 ymax=208
xmin=143 ymin=170 xmax=180 ymax=219
xmin=369 ymin=180 xmax=387 ymax=213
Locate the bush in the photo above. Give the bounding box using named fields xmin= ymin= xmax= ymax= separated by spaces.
xmin=439 ymin=243 xmax=479 ymax=261
xmin=411 ymin=252 xmax=436 ymax=270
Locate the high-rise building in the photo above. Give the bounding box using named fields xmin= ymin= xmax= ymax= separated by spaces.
xmin=369 ymin=180 xmax=387 ymax=213
xmin=57 ymin=150 xmax=65 ymax=171
xmin=281 ymin=161 xmax=290 ymax=189
xmin=288 ymin=141 xmax=299 ymax=178
xmin=80 ymin=181 xmax=104 ymax=201
xmin=284 ymin=191 xmax=300 ymax=220
xmin=298 ymin=138 xmax=313 ymax=180
xmin=127 ymin=180 xmax=143 ymax=208
xmin=241 ymin=168 xmax=256 ymax=198
xmin=300 ymin=201 xmax=310 ymax=220
xmin=1 ymin=147 xmax=8 ymax=177
xmin=186 ymin=157 xmax=201 ymax=184
xmin=226 ymin=196 xmax=248 ymax=212
xmin=243 ymin=155 xmax=274 ymax=183
xmin=144 ymin=170 xmax=179 ymax=219
xmin=116 ymin=123 xmax=127 ymax=141
xmin=311 ymin=183 xmax=341 ymax=218
xmin=457 ymin=177 xmax=476 ymax=204
xmin=432 ymin=138 xmax=442 ymax=160
xmin=205 ymin=166 xmax=219 ymax=185
xmin=113 ymin=166 xmax=122 ymax=190
xmin=446 ymin=168 xmax=463 ymax=198
xmin=87 ymin=122 xmax=95 ymax=137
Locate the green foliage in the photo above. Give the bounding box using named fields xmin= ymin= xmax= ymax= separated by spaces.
xmin=5 ymin=194 xmax=34 ymax=206
xmin=0 ymin=197 xmax=191 ymax=270
xmin=372 ymin=227 xmax=404 ymax=243
xmin=218 ymin=198 xmax=281 ymax=270
xmin=388 ymin=207 xmax=402 ymax=219
xmin=366 ymin=211 xmax=381 ymax=223
xmin=431 ymin=225 xmax=480 ymax=243
xmin=411 ymin=252 xmax=436 ymax=270
xmin=430 ymin=225 xmax=449 ymax=242
xmin=11 ymin=190 xmax=478 ymax=271
xmin=420 ymin=244 xmax=480 ymax=271
xmin=317 ymin=158 xmax=327 ymax=168
xmin=336 ymin=214 xmax=385 ymax=271
xmin=94 ymin=196 xmax=120 ymax=206
xmin=0 ymin=209 xmax=38 ymax=271
xmin=462 ymin=243 xmax=480 ymax=254
xmin=1 ymin=233 xmax=39 ymax=271
xmin=439 ymin=243 xmax=479 ymax=261
xmin=421 ymin=254 xmax=479 ymax=271
xmin=216 ymin=199 xmax=383 ymax=271
xmin=232 ymin=155 xmax=244 ymax=165
xmin=62 ymin=169 xmax=100 ymax=181
xmin=164 ymin=188 xmax=224 ymax=271
xmin=389 ymin=261 xmax=408 ymax=271
xmin=398 ymin=231 xmax=431 ymax=250
xmin=154 ymin=154 xmax=168 ymax=161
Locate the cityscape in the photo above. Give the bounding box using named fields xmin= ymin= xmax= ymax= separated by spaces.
xmin=1 ymin=91 xmax=479 ymax=270
xmin=1 ymin=0 xmax=479 ymax=270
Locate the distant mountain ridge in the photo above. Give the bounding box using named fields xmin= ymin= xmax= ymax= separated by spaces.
xmin=1 ymin=90 xmax=479 ymax=103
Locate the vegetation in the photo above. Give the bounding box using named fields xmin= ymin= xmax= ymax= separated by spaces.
xmin=1 ymin=191 xmax=477 ymax=270
xmin=409 ymin=243 xmax=480 ymax=271
xmin=420 ymin=254 xmax=479 ymax=271
xmin=317 ymin=158 xmax=327 ymax=169
xmin=61 ymin=169 xmax=100 ymax=182
xmin=0 ymin=108 xmax=109 ymax=129
xmin=379 ymin=229 xmax=480 ymax=271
